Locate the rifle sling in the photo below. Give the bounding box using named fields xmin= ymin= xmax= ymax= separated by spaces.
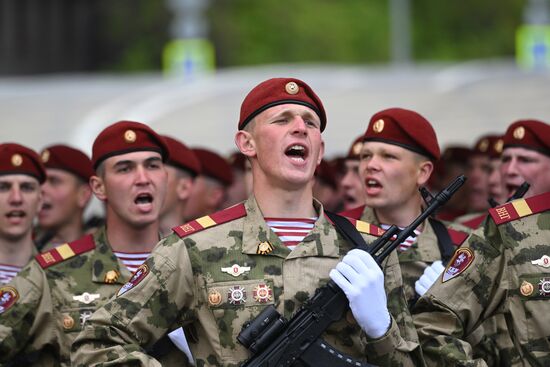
xmin=325 ymin=211 xmax=369 ymax=252
xmin=428 ymin=217 xmax=455 ymax=264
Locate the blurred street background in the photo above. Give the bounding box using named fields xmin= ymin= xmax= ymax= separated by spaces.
xmin=2 ymin=0 xmax=550 ymax=158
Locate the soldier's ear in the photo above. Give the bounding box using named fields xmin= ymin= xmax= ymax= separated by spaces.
xmin=89 ymin=175 xmax=107 ymax=201
xmin=235 ymin=130 xmax=256 ymax=158
xmin=417 ymin=160 xmax=434 ymax=186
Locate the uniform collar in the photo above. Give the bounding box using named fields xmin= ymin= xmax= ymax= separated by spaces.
xmin=241 ymin=196 xmax=340 ymax=259
xmin=90 ymin=226 xmax=132 ymax=285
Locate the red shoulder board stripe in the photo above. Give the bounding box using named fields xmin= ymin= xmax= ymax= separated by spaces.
xmin=338 ymin=205 xmax=366 ymax=220
xmin=173 ymin=203 xmax=247 ymax=238
xmin=36 ymin=234 xmax=95 ymax=269
xmin=343 ymin=217 xmax=385 ymax=237
xmin=461 ymin=214 xmax=486 ymax=229
xmin=489 ymin=192 xmax=550 ymax=225
xmin=447 ymin=228 xmax=469 ymax=246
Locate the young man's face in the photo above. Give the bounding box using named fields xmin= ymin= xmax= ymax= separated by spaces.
xmin=501 ymin=147 xmax=550 ymax=199
xmin=359 ymin=142 xmax=431 ymax=212
xmin=340 ymin=159 xmax=366 ymax=210
xmin=0 ymin=174 xmax=42 ymax=241
xmin=91 ymin=151 xmax=167 ymax=228
xmin=488 ymin=158 xmax=506 ymax=204
xmin=466 ymin=155 xmax=491 ymax=212
xmin=39 ymin=168 xmax=90 ymax=230
xmin=244 ymin=104 xmax=324 ymax=190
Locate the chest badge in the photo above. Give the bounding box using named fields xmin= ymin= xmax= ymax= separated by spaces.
xmin=539 ymin=278 xmax=550 ymax=297
xmin=253 ymin=283 xmax=273 ymax=303
xmin=228 ymin=285 xmax=247 ymax=305
xmin=532 ymin=255 xmax=550 ymax=268
xmin=208 ymin=289 xmax=223 ymax=306
xmin=442 ymin=248 xmax=475 ymax=282
xmin=73 ymin=292 xmax=100 ymax=304
xmin=221 ymin=264 xmax=251 ymax=277
xmin=80 ymin=310 xmax=93 ymax=326
xmin=257 ymin=241 xmax=274 ymax=255
xmin=520 ymin=281 xmax=534 ymax=296
xmin=62 ymin=314 xmax=75 ymax=330
xmin=104 ymin=270 xmax=120 ymax=284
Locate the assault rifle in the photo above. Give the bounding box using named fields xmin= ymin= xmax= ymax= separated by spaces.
xmin=237 ymin=175 xmax=467 ymax=367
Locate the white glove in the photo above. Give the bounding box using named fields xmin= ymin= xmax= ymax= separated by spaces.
xmin=329 ymin=249 xmax=390 ymax=339
xmin=415 ymin=260 xmax=445 ymax=297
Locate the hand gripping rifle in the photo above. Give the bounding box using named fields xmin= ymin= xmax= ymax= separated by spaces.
xmin=237 ymin=175 xmax=467 ymax=367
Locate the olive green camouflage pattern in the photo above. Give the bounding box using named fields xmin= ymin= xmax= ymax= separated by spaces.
xmin=71 ymin=197 xmax=423 ymax=366
xmin=0 ymin=226 xmax=189 ymax=366
xmin=413 ymin=204 xmax=550 ymax=366
xmin=359 ymin=206 xmax=459 ymax=304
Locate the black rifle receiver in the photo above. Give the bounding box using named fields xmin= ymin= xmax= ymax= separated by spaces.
xmin=237 ymin=175 xmax=467 ymax=367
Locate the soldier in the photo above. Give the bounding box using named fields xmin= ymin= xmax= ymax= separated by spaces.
xmin=0 ymin=121 xmax=189 ymax=366
xmin=412 ymin=119 xmax=550 ymax=366
xmin=183 ymin=147 xmax=234 ymax=220
xmin=340 ymin=135 xmax=367 ymax=210
xmin=36 ymin=144 xmax=94 ymax=250
xmin=223 ymin=151 xmax=249 ymax=207
xmin=340 ymin=108 xmax=468 ymax=305
xmin=159 ymin=135 xmax=201 ymax=237
xmin=487 ymin=136 xmax=506 ymax=206
xmin=72 ymin=78 xmax=422 ymax=366
xmin=313 ymin=158 xmax=340 ymax=211
xmin=0 ymin=143 xmax=45 ymax=284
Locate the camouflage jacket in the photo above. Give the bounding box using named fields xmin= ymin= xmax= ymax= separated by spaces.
xmin=71 ymin=197 xmax=423 ymax=367
xmin=354 ymin=206 xmax=467 ymax=304
xmin=413 ymin=192 xmax=550 ymax=366
xmin=0 ymin=226 xmax=187 ymax=367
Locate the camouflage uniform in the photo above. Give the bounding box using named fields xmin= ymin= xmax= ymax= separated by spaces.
xmin=413 ymin=192 xmax=550 ymax=366
xmin=0 ymin=226 xmax=187 ymax=366
xmin=72 ymin=197 xmax=423 ymax=366
xmin=348 ymin=206 xmax=468 ymax=304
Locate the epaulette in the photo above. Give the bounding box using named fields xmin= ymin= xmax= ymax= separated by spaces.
xmin=489 ymin=191 xmax=550 ymax=225
xmin=173 ymin=203 xmax=247 ymax=238
xmin=35 ymin=234 xmax=95 ymax=269
xmin=447 ymin=228 xmax=469 ymax=246
xmin=460 ymin=214 xmax=486 ymax=229
xmin=341 ymin=216 xmax=385 ymax=237
xmin=338 ymin=205 xmax=365 ymax=220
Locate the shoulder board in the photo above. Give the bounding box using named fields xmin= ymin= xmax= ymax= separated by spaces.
xmin=173 ymin=203 xmax=247 ymax=238
xmin=489 ymin=191 xmax=550 ymax=225
xmin=460 ymin=214 xmax=486 ymax=229
xmin=338 ymin=205 xmax=365 ymax=220
xmin=342 ymin=217 xmax=385 ymax=237
xmin=35 ymin=234 xmax=95 ymax=269
xmin=447 ymin=228 xmax=469 ymax=246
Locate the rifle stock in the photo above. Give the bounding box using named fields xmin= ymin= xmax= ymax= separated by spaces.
xmin=238 ymin=175 xmax=467 ymax=367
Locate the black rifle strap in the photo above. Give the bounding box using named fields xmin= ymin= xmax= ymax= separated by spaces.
xmin=325 ymin=211 xmax=369 ymax=251
xmin=428 ymin=217 xmax=455 ymax=263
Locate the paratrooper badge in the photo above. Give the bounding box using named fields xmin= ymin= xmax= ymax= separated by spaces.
xmin=442 ymin=248 xmax=474 ymax=282
xmin=117 ymin=264 xmax=149 ymax=297
xmin=80 ymin=310 xmax=93 ymax=326
xmin=257 ymin=241 xmax=274 ymax=255
xmin=252 ymin=283 xmax=273 ymax=303
xmin=227 ymin=285 xmax=246 ymax=305
xmin=0 ymin=286 xmax=19 ymax=315
xmin=532 ymin=255 xmax=550 ymax=268
xmin=208 ymin=289 xmax=223 ymax=306
xmin=539 ymin=278 xmax=550 ymax=297
xmin=221 ymin=264 xmax=251 ymax=277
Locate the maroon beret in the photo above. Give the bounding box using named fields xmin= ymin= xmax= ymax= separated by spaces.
xmin=92 ymin=120 xmax=169 ymax=169
xmin=162 ymin=136 xmax=201 ymax=177
xmin=440 ymin=146 xmax=472 ymax=163
xmin=503 ymin=119 xmax=550 ymax=156
xmin=364 ymin=108 xmax=440 ymax=161
xmin=472 ymin=135 xmax=503 ymax=159
xmin=40 ymin=144 xmax=94 ymax=182
xmin=193 ymin=148 xmax=233 ymax=186
xmin=239 ymin=78 xmax=327 ymax=132
xmin=0 ymin=143 xmax=46 ymax=183
xmin=346 ymin=135 xmax=364 ymax=160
